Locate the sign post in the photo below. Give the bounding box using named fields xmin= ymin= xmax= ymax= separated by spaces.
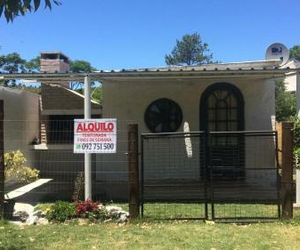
xmin=296 ymin=72 xmax=300 ymax=208
xmin=84 ymin=75 xmax=92 ymax=200
xmin=78 ymin=75 xmax=117 ymax=201
xmin=74 ymin=118 xmax=117 ymax=200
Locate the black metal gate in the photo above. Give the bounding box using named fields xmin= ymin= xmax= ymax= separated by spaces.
xmin=140 ymin=131 xmax=281 ymax=221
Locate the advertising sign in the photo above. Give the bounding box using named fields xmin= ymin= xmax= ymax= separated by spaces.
xmin=74 ymin=119 xmax=117 ymax=153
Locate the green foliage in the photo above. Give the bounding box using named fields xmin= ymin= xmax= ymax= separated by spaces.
xmin=275 ymin=81 xmax=296 ymax=122
xmin=46 ymin=200 xmax=109 ymax=222
xmin=34 ymin=203 xmax=53 ymax=213
xmin=0 ymin=52 xmax=40 ymax=88
xmin=4 ymin=150 xmax=39 ymax=183
xmin=68 ymin=60 xmax=97 ymax=92
xmin=25 ymin=56 xmax=40 ymax=72
xmin=91 ymin=87 xmax=102 ymax=103
xmin=290 ymin=45 xmax=300 ymax=61
xmin=165 ymin=33 xmax=213 ymax=66
xmin=292 ymin=116 xmax=300 ymax=169
xmin=294 ymin=147 xmax=300 ymax=169
xmin=75 ymin=200 xmax=108 ymax=221
xmin=0 ymin=0 xmax=61 ymax=22
xmin=292 ymin=116 xmax=300 ymax=148
xmin=70 ymin=60 xmax=96 ymax=73
xmin=46 ymin=201 xmax=76 ymax=222
xmin=0 ymin=52 xmax=26 ymax=73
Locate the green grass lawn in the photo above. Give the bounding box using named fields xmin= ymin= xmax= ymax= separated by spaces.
xmin=134 ymin=203 xmax=279 ymax=220
xmin=1 ymin=215 xmax=300 ymax=250
xmin=1 ymin=204 xmax=298 ymax=250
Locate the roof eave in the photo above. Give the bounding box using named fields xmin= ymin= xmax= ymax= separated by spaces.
xmin=0 ymin=68 xmax=291 ymax=82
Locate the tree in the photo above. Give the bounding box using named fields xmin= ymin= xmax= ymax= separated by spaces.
xmin=25 ymin=56 xmax=40 ymax=72
xmin=165 ymin=33 xmax=213 ymax=66
xmin=0 ymin=53 xmax=41 ymax=90
xmin=275 ymin=80 xmax=296 ymax=121
xmin=70 ymin=60 xmax=96 ymax=73
xmin=69 ymin=60 xmax=97 ymax=90
xmin=0 ymin=0 xmax=61 ymax=22
xmin=0 ymin=52 xmax=26 ymax=73
xmin=0 ymin=52 xmax=27 ymax=87
xmin=289 ymin=45 xmax=300 ymax=61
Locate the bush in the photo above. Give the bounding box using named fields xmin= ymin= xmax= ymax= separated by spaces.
xmin=75 ymin=199 xmax=99 ymax=215
xmin=75 ymin=199 xmax=108 ymax=221
xmin=292 ymin=116 xmax=300 ymax=149
xmin=4 ymin=150 xmax=39 ymax=183
xmin=291 ymin=116 xmax=300 ymax=169
xmin=44 ymin=200 xmax=113 ymax=223
xmin=46 ymin=201 xmax=76 ymax=222
xmin=275 ymin=81 xmax=296 ymax=122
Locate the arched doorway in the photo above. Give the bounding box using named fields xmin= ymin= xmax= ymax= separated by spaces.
xmin=200 ymin=82 xmax=245 ymax=178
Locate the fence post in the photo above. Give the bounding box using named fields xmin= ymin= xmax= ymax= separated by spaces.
xmin=277 ymin=122 xmax=294 ymax=219
xmin=128 ymin=124 xmax=139 ymax=218
xmin=0 ymin=100 xmax=4 ymax=218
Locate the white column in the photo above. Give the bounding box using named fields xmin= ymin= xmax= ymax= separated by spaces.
xmin=84 ymin=75 xmax=92 ymax=200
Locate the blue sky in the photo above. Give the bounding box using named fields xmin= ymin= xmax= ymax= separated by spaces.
xmin=0 ymin=0 xmax=299 ymax=69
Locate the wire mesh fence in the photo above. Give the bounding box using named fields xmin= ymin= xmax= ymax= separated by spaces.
xmin=141 ymin=132 xmax=208 ymax=220
xmin=0 ymin=116 xmax=283 ymax=222
xmin=209 ymin=131 xmax=280 ymax=221
xmin=141 ymin=131 xmax=281 ymax=221
xmin=2 ymin=119 xmax=133 ymax=208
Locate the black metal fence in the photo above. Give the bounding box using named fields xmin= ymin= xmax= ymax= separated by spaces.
xmin=141 ymin=131 xmax=281 ymax=221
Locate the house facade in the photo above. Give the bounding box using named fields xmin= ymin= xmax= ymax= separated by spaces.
xmin=1 ymin=53 xmax=292 ymax=201
xmin=95 ymin=59 xmax=288 ymax=199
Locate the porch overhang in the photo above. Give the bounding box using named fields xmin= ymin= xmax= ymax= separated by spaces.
xmin=0 ymin=68 xmax=294 ymax=82
xmin=0 ymin=58 xmax=298 ymax=82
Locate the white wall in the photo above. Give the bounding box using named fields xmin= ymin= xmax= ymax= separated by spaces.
xmin=102 ymin=77 xmax=274 ymax=131
xmin=95 ymin=77 xmax=276 ymax=198
xmin=0 ymin=87 xmax=40 ymax=166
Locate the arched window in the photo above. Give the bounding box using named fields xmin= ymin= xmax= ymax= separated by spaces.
xmin=200 ymin=82 xmax=244 ymax=132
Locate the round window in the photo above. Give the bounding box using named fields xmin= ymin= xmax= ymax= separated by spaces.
xmin=144 ymin=98 xmax=183 ymax=133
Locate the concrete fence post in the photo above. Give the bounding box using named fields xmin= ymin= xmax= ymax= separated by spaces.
xmin=128 ymin=124 xmax=139 ymax=218
xmin=0 ymin=100 xmax=4 ymax=218
xmin=276 ymin=122 xmax=294 ymax=219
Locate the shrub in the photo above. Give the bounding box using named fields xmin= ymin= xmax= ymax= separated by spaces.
xmin=4 ymin=150 xmax=39 ymax=183
xmin=275 ymin=80 xmax=296 ymax=122
xmin=46 ymin=201 xmax=76 ymax=222
xmin=75 ymin=200 xmax=108 ymax=221
xmin=75 ymin=199 xmax=99 ymax=216
xmin=295 ymin=147 xmax=300 ymax=169
xmin=291 ymin=116 xmax=300 ymax=169
xmin=292 ymin=116 xmax=300 ymax=149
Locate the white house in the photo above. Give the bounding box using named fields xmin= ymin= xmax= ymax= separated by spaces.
xmin=95 ymin=59 xmax=289 ymax=199
xmin=1 ymin=56 xmax=293 ymax=201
